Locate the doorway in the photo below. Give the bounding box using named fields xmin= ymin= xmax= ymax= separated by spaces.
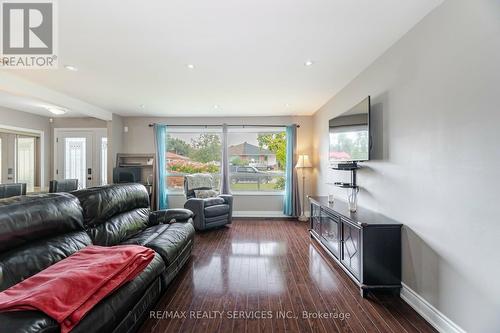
xmin=0 ymin=126 xmax=44 ymax=192
xmin=54 ymin=128 xmax=107 ymax=189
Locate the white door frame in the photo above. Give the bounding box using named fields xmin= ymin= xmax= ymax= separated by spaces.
xmin=0 ymin=124 xmax=45 ymax=189
xmin=53 ymin=128 xmax=107 ymax=187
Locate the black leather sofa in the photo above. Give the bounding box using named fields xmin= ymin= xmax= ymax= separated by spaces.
xmin=0 ymin=183 xmax=195 ymax=333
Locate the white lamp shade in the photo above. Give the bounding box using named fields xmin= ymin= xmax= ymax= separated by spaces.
xmin=295 ymin=154 xmax=312 ymax=168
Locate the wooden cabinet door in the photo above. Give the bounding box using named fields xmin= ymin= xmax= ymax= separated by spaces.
xmin=320 ymin=211 xmax=340 ymax=258
xmin=341 ymin=220 xmax=361 ymax=281
xmin=310 ymin=203 xmax=321 ymax=237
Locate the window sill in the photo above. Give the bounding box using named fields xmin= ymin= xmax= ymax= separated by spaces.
xmin=167 ymin=191 xmax=284 ymax=197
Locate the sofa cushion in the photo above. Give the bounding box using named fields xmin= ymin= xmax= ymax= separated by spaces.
xmin=204 ymin=204 xmax=230 ymax=218
xmin=121 ymin=223 xmax=194 ymax=266
xmin=73 ymin=184 xmax=151 ymax=246
xmin=70 ymin=253 xmax=165 ymax=333
xmin=0 ymin=193 xmax=85 ymax=252
xmin=203 ymin=197 xmax=225 ymax=207
xmin=86 ymin=208 xmax=150 ymax=246
xmin=72 ymin=184 xmax=150 ymax=228
xmin=0 ymin=311 xmax=58 ymax=333
xmin=120 ymin=224 xmax=170 ymax=246
xmin=0 ymin=253 xmax=165 ymax=333
xmin=0 ymin=193 xmax=90 ymax=292
xmin=0 ymin=231 xmax=92 ymax=292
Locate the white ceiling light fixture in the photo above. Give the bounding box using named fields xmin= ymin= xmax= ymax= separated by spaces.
xmin=304 ymin=60 xmax=314 ymax=67
xmin=47 ymin=107 xmax=67 ymax=115
xmin=64 ymin=65 xmax=78 ymax=71
xmin=213 ymin=104 xmax=220 ymax=109
xmin=186 ymin=64 xmax=195 ymax=69
xmin=140 ymin=104 xmax=145 ymax=108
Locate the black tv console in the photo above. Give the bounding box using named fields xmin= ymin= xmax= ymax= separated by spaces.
xmin=308 ymin=196 xmax=402 ymax=297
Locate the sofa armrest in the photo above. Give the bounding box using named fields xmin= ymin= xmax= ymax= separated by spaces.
xmin=218 ymin=194 xmax=233 ymax=224
xmin=184 ymin=198 xmax=205 ymax=230
xmin=219 ymin=194 xmax=233 ymax=206
xmin=149 ymin=208 xmax=194 ymax=225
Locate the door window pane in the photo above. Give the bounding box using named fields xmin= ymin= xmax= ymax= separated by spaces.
xmin=16 ymin=137 xmax=35 ymax=192
xmin=65 ymin=137 xmax=86 ymax=189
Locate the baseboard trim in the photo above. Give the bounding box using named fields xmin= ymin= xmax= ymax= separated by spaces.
xmin=233 ymin=211 xmax=287 ymax=218
xmin=400 ymin=283 xmax=466 ymax=333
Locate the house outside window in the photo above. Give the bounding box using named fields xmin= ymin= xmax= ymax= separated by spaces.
xmin=228 ymin=127 xmax=286 ymax=193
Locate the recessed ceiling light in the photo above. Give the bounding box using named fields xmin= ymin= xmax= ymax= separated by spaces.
xmin=47 ymin=107 xmax=67 ymax=115
xmin=213 ymin=104 xmax=220 ymax=109
xmin=187 ymin=64 xmax=195 ymax=69
xmin=285 ymin=103 xmax=290 ymax=108
xmin=140 ymin=104 xmax=145 ymax=109
xmin=64 ymin=65 xmax=78 ymax=71
xmin=304 ymin=60 xmax=314 ymax=67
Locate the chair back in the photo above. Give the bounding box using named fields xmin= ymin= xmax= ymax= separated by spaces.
xmin=0 ymin=183 xmax=27 ymax=199
xmin=184 ymin=174 xmax=214 ymax=199
xmin=113 ymin=167 xmax=141 ymax=183
xmin=49 ymin=179 xmax=79 ymax=193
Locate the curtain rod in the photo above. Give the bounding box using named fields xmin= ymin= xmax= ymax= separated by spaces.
xmin=148 ymin=123 xmax=300 ymax=128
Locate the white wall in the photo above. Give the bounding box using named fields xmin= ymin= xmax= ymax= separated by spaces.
xmin=0 ymin=107 xmax=51 ymax=187
xmin=122 ymin=116 xmax=314 ymax=215
xmin=107 ymin=114 xmax=124 ymax=182
xmin=312 ymin=0 xmax=500 ymax=332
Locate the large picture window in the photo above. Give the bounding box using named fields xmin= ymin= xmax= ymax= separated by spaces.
xmin=164 ymin=126 xmax=287 ymax=194
xmin=228 ymin=127 xmax=286 ymax=193
xmin=166 ymin=127 xmax=222 ymax=192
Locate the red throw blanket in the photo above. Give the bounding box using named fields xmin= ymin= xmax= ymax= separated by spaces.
xmin=0 ymin=245 xmax=155 ymax=333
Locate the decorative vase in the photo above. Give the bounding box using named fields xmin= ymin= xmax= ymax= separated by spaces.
xmin=347 ymin=187 xmax=359 ymax=212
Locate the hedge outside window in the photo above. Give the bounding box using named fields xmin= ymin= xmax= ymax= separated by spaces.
xmin=166 ymin=127 xmax=222 ymax=192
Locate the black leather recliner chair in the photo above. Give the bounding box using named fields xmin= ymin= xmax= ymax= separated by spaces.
xmin=183 ymin=176 xmax=233 ymax=231
xmin=0 ymin=183 xmax=194 ymax=333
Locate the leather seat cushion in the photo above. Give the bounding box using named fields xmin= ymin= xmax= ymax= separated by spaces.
xmin=121 ymin=224 xmax=170 ymax=246
xmin=0 ymin=311 xmax=58 ymax=333
xmin=0 ymin=231 xmax=92 ymax=291
xmin=0 ymin=193 xmax=84 ymax=252
xmin=86 ymin=208 xmax=150 ymax=246
xmin=73 ymin=184 xmax=150 ymax=227
xmin=203 ymin=197 xmax=225 ymax=207
xmin=121 ymin=223 xmax=194 ymax=266
xmin=0 ymin=253 xmax=165 ymax=333
xmin=71 ymin=253 xmax=165 ymax=333
xmin=204 ymin=204 xmax=230 ymax=218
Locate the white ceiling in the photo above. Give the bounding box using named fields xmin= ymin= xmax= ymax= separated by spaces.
xmin=2 ymin=0 xmax=443 ymax=118
xmin=0 ymin=90 xmax=84 ymax=118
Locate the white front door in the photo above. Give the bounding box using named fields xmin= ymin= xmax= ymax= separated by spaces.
xmin=55 ymin=129 xmax=107 ymax=189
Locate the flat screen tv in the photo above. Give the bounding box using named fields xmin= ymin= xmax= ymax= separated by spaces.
xmin=329 ymin=96 xmax=370 ymax=164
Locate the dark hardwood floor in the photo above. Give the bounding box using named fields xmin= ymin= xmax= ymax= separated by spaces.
xmin=139 ymin=219 xmax=437 ymax=333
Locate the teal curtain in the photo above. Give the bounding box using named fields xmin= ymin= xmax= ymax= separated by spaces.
xmin=284 ymin=125 xmax=300 ymax=216
xmin=154 ymin=124 xmax=168 ymax=209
